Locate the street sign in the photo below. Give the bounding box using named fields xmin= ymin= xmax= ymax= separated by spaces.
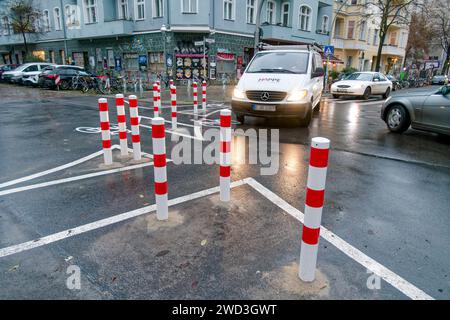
xmin=194 ymin=41 xmax=204 ymax=47
xmin=205 ymin=38 xmax=215 ymax=44
xmin=324 ymin=45 xmax=334 ymax=57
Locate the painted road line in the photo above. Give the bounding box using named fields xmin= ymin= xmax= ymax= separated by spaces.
xmin=139 ymin=123 xmax=204 ymax=141
xmin=0 ymin=146 xmax=120 ymax=190
xmin=245 ymin=177 xmax=434 ymax=300
xmin=0 ymin=179 xmax=248 ymax=259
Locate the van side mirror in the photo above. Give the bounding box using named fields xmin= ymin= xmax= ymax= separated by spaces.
xmin=312 ymin=67 xmax=324 ymax=78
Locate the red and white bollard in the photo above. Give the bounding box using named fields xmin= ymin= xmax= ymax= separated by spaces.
xmin=219 ymin=109 xmax=232 ymax=202
xmin=153 ymin=83 xmax=159 ymax=118
xmin=128 ymin=95 xmax=142 ymax=161
xmin=157 ymin=80 xmax=161 ymax=112
xmin=193 ymin=82 xmax=198 ymax=114
xmin=169 ymin=79 xmax=174 ymax=87
xmin=152 ymin=117 xmax=168 ymax=220
xmin=98 ymin=98 xmax=113 ymax=165
xmin=202 ymin=81 xmax=207 ymax=111
xmin=115 ymin=94 xmax=128 ymax=156
xmin=299 ymin=137 xmax=330 ymax=282
xmin=170 ymin=85 xmax=177 ymax=130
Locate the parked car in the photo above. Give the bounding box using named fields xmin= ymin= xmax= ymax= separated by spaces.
xmin=386 ymin=74 xmax=400 ymax=91
xmin=1 ymin=63 xmax=52 ymax=84
xmin=22 ymin=63 xmax=54 ymax=86
xmin=331 ymin=72 xmax=350 ymax=84
xmin=431 ymin=75 xmax=448 ymax=85
xmin=0 ymin=64 xmax=21 ymax=82
xmin=38 ymin=65 xmax=85 ymax=89
xmin=381 ymin=84 xmax=450 ymax=135
xmin=331 ymin=72 xmax=392 ymax=100
xmin=231 ymin=45 xmax=324 ymax=126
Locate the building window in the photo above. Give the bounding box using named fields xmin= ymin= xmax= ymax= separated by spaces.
xmin=298 ymin=5 xmax=311 ymax=31
xmin=321 ymin=15 xmax=329 ymax=33
xmin=182 ymin=0 xmax=198 ymax=13
xmin=359 ymin=21 xmax=366 ymax=40
xmin=118 ymin=0 xmax=129 ymax=19
xmin=43 ymin=10 xmax=51 ymax=32
xmin=246 ymin=0 xmax=256 ymax=24
xmin=54 ymin=8 xmax=62 ymax=30
xmin=347 ymin=56 xmax=353 ymax=67
xmin=84 ymin=0 xmax=97 ymax=24
xmin=351 ymin=0 xmax=357 ymax=4
xmin=373 ymin=28 xmax=379 ymax=45
xmin=153 ymin=0 xmax=163 ymax=18
xmin=347 ymin=20 xmax=355 ymax=39
xmin=266 ymin=1 xmax=276 ymax=24
xmin=2 ymin=16 xmax=9 ymax=35
xmin=281 ymin=2 xmax=290 ymax=26
xmin=389 ymin=31 xmax=397 ymax=46
xmin=223 ymin=0 xmax=234 ymax=20
xmin=136 ymin=0 xmax=146 ymax=20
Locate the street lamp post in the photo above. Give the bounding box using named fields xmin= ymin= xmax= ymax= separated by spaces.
xmin=59 ymin=0 xmax=68 ymax=64
xmin=161 ymin=24 xmax=167 ymax=77
xmin=254 ymin=0 xmax=266 ymax=52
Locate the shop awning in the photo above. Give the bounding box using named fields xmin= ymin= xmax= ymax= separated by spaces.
xmin=321 ymin=53 xmax=344 ymax=64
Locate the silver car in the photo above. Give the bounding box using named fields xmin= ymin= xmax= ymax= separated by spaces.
xmin=381 ymin=85 xmax=450 ymax=135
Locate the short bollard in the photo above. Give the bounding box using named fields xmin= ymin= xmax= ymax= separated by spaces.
xmin=299 ymin=137 xmax=330 ymax=282
xmin=152 ymin=117 xmax=168 ymax=220
xmin=153 ymin=83 xmax=159 ymax=118
xmin=115 ymin=94 xmax=128 ymax=156
xmin=219 ymin=109 xmax=232 ymax=202
xmin=202 ymin=81 xmax=207 ymax=111
xmin=98 ymin=98 xmax=112 ymax=165
xmin=193 ymin=82 xmax=198 ymax=114
xmin=129 ymin=95 xmax=142 ymax=161
xmin=170 ymin=85 xmax=177 ymax=130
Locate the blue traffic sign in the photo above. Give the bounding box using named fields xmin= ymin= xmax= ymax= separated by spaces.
xmin=324 ymin=45 xmax=334 ymax=57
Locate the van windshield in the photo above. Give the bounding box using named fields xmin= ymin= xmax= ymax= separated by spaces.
xmin=246 ymin=52 xmax=309 ymax=74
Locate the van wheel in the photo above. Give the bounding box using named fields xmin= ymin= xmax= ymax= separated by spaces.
xmin=236 ymin=114 xmax=245 ymax=124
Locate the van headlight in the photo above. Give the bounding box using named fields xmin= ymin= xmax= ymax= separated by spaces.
xmin=287 ymin=89 xmax=308 ymax=102
xmin=233 ymin=88 xmax=246 ymax=99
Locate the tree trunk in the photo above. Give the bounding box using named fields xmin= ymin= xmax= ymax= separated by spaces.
xmin=375 ymin=31 xmax=386 ymax=72
xmin=21 ymin=31 xmax=28 ymax=59
xmin=443 ymin=45 xmax=450 ymax=75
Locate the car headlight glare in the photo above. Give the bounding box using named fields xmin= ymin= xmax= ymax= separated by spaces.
xmin=233 ymin=88 xmax=246 ymax=99
xmin=287 ymin=89 xmax=308 ymax=101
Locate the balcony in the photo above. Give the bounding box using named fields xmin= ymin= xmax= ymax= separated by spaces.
xmin=382 ymin=45 xmax=405 ymax=57
xmin=332 ymin=38 xmax=367 ymax=50
xmin=261 ymin=24 xmax=330 ymax=45
xmin=67 ymin=19 xmax=134 ymax=39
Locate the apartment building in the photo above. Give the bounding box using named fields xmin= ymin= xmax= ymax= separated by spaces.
xmin=331 ymin=0 xmax=409 ymax=75
xmin=0 ymin=0 xmax=332 ymax=81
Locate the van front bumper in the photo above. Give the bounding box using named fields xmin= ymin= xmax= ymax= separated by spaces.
xmin=231 ymin=100 xmax=311 ymax=118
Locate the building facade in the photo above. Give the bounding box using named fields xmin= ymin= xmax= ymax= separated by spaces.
xmin=330 ymin=0 xmax=409 ymax=75
xmin=0 ymin=0 xmax=332 ymax=83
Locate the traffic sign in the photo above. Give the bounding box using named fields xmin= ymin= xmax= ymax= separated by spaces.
xmin=324 ymin=45 xmax=334 ymax=57
xmin=194 ymin=41 xmax=204 ymax=47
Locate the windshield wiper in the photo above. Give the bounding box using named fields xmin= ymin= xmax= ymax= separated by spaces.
xmin=250 ymin=68 xmax=297 ymax=74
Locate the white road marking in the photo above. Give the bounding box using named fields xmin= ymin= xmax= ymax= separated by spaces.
xmin=139 ymin=123 xmax=204 ymax=141
xmin=245 ymin=178 xmax=434 ymax=300
xmin=0 ymin=179 xmax=248 ymax=259
xmin=0 ymin=146 xmax=119 ymax=189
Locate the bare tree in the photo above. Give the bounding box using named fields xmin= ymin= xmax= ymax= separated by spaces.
xmin=2 ymin=0 xmax=40 ymax=57
xmin=363 ymin=0 xmax=418 ymax=72
xmin=425 ymin=0 xmax=450 ymax=74
xmin=404 ymin=11 xmax=434 ymax=68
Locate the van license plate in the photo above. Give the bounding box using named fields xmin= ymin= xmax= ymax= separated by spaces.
xmin=253 ymin=104 xmax=276 ymax=111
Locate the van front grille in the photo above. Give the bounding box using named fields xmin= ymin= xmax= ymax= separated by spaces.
xmin=246 ymin=91 xmax=287 ymax=102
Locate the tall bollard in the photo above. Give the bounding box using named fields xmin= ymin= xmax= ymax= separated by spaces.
xmin=98 ymin=98 xmax=113 ymax=165
xmin=152 ymin=117 xmax=168 ymax=220
xmin=157 ymin=81 xmax=161 ymax=113
xmin=153 ymin=83 xmax=159 ymax=118
xmin=202 ymin=81 xmax=207 ymax=111
xmin=220 ymin=109 xmax=231 ymax=202
xmin=170 ymin=85 xmax=177 ymax=130
xmin=299 ymin=137 xmax=330 ymax=282
xmin=115 ymin=94 xmax=128 ymax=156
xmin=169 ymin=79 xmax=174 ymax=87
xmin=128 ymin=95 xmax=142 ymax=161
xmin=193 ymin=82 xmax=198 ymax=114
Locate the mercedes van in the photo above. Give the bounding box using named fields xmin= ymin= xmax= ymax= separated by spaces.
xmin=231 ymin=45 xmax=324 ymax=126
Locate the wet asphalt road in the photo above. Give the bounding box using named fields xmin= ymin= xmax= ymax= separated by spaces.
xmin=0 ymin=84 xmax=449 ymax=300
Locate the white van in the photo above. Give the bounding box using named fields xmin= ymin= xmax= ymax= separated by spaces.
xmin=232 ymin=45 xmax=324 ymax=126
